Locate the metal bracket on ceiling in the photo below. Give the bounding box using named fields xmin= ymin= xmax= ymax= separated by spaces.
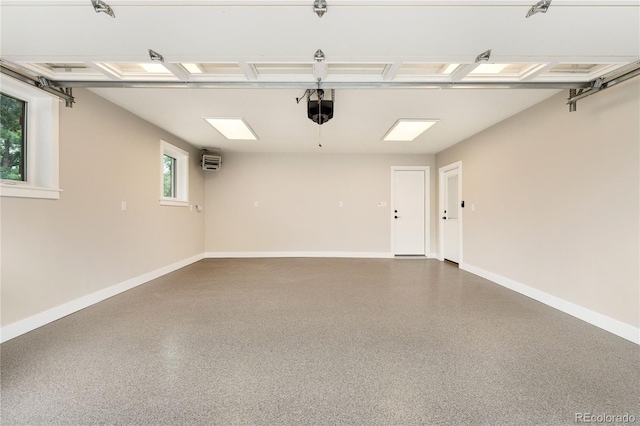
xmin=567 ymin=60 xmax=640 ymax=112
xmin=91 ymin=0 xmax=115 ymax=18
xmin=568 ymin=89 xmax=582 ymax=112
xmin=148 ymin=49 xmax=165 ymax=63
xmin=37 ymin=76 xmax=51 ymax=88
xmin=64 ymin=88 xmax=75 ymax=108
xmin=526 ymin=0 xmax=551 ymax=18
xmin=0 ymin=59 xmax=76 ymax=107
xmin=475 ymin=49 xmax=491 ymax=63
xmin=296 ymin=89 xmax=314 ymax=104
xmin=313 ymin=0 xmax=327 ymax=18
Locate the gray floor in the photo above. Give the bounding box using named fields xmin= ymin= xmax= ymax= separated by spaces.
xmin=1 ymin=258 xmax=638 ymax=425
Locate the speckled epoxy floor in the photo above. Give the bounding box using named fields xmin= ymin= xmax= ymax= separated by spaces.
xmin=1 ymin=258 xmax=639 ymax=425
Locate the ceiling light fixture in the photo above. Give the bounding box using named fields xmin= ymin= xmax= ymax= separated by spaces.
xmin=313 ymin=0 xmax=327 ymax=18
xmin=383 ymin=119 xmax=439 ymax=141
xmin=475 ymin=49 xmax=492 ymax=63
xmin=91 ymin=0 xmax=115 ymax=18
xmin=526 ymin=0 xmax=552 ymax=18
xmin=148 ymin=49 xmax=164 ymax=63
xmin=204 ymin=118 xmax=258 ymax=140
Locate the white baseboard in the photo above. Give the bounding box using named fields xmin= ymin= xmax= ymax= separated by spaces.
xmin=460 ymin=262 xmax=640 ymax=345
xmin=0 ymin=253 xmax=205 ymax=344
xmin=205 ymin=251 xmax=394 ymax=259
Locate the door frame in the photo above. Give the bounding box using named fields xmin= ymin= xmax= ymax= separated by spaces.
xmin=390 ymin=166 xmax=430 ymax=256
xmin=438 ymin=161 xmax=463 ymax=263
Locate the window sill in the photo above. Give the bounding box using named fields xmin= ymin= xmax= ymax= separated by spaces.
xmin=0 ymin=183 xmax=62 ymax=200
xmin=159 ymin=198 xmax=189 ymax=207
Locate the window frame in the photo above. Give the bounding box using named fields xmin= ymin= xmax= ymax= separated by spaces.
xmin=159 ymin=140 xmax=189 ymax=207
xmin=0 ymin=75 xmax=61 ymax=200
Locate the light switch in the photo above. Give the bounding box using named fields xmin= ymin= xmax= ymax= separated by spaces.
xmin=339 ymin=201 xmax=344 ymax=208
xmin=471 ymin=203 xmax=476 ymax=212
xmin=121 ymin=201 xmax=127 ymax=211
xmin=254 ymin=201 xmax=259 ymax=207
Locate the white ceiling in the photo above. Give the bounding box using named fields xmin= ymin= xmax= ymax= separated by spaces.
xmin=1 ymin=0 xmax=639 ymax=154
xmin=89 ymin=87 xmax=560 ymax=153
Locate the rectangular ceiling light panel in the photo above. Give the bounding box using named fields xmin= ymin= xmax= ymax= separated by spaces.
xmin=383 ymin=119 xmax=439 ymax=141
xmin=204 ymin=118 xmax=258 ymax=140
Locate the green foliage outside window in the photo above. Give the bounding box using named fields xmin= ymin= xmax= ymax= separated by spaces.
xmin=163 ymin=154 xmax=176 ymax=197
xmin=0 ymin=93 xmax=26 ymax=181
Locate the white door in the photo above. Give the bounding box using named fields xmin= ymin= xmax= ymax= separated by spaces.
xmin=393 ymin=170 xmax=425 ymax=255
xmin=443 ymin=168 xmax=460 ymax=263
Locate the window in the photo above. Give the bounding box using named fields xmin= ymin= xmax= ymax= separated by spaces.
xmin=160 ymin=140 xmax=189 ymax=206
xmin=0 ymin=75 xmax=60 ymax=199
xmin=163 ymin=154 xmax=176 ymax=198
xmin=0 ymin=93 xmax=27 ymax=181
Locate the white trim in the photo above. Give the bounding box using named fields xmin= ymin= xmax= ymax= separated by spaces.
xmin=205 ymin=251 xmax=394 ymax=259
xmin=0 ymin=184 xmax=62 ymax=199
xmin=0 ymin=253 xmax=204 ymax=343
xmin=390 ymin=166 xmax=430 ymax=256
xmin=460 ymin=262 xmax=640 ymax=345
xmin=159 ymin=198 xmax=189 ymax=207
xmin=438 ymin=161 xmax=463 ymax=263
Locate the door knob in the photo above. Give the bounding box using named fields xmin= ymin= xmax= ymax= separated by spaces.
xmin=442 ymin=217 xmax=447 ymax=220
xmin=394 ymin=210 xmax=398 ymax=213
xmin=395 ymin=216 xmax=399 ymax=219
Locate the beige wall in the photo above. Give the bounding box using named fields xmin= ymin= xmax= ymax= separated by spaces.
xmin=1 ymin=89 xmax=205 ymax=327
xmin=436 ymin=79 xmax=640 ymax=327
xmin=204 ymin=153 xmax=435 ymax=254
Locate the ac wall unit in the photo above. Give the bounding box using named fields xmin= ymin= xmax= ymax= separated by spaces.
xmin=201 ymin=154 xmax=222 ymax=171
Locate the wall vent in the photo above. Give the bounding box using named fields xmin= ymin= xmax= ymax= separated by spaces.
xmin=201 ymin=155 xmax=221 ymax=171
xmin=200 ymin=148 xmax=222 ymax=171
